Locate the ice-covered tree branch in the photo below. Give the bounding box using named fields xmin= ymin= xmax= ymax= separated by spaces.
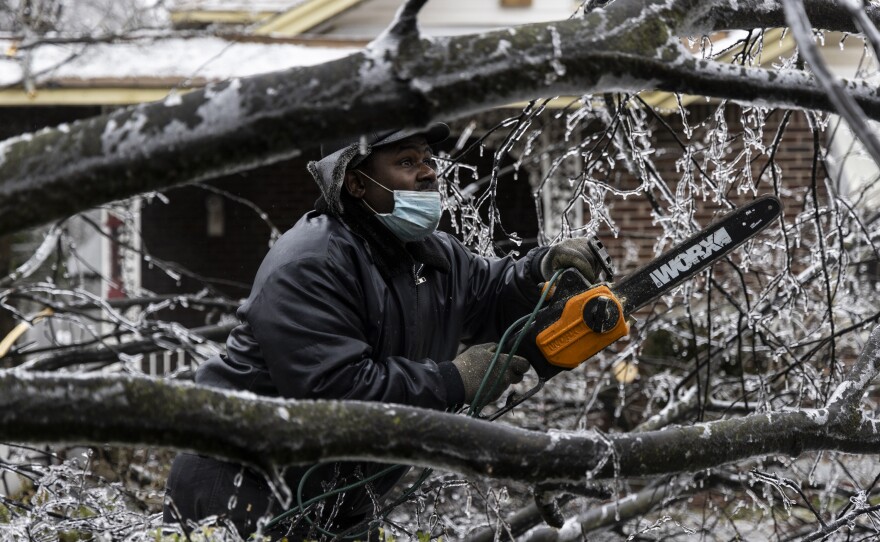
xmin=0 ymin=222 xmax=63 ymax=288
xmin=801 ymin=503 xmax=880 ymax=542
xmin=2 ymin=0 xmax=880 ymax=236
xmin=1 ymin=325 xmax=879 ymax=484
xmin=18 ymin=322 xmax=234 ymax=371
xmin=516 ymin=478 xmax=695 ymax=542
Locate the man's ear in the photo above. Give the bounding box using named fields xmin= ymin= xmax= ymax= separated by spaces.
xmin=343 ymin=170 xmax=366 ymax=199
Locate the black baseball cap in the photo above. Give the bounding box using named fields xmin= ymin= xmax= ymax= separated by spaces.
xmin=320 ymin=123 xmax=450 ymax=169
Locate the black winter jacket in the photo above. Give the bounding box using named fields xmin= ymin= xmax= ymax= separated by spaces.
xmin=199 ymin=208 xmax=547 ymax=408
xmin=192 ymin=204 xmax=547 ymax=527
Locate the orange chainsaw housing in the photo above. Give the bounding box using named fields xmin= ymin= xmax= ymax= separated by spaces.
xmin=535 ymin=285 xmax=629 ymax=369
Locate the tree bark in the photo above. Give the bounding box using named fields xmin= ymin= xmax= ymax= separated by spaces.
xmin=0 ymin=363 xmax=876 ymax=484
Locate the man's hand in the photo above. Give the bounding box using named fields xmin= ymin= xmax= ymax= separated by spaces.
xmin=452 ymin=343 xmax=530 ymax=405
xmin=540 ymin=237 xmax=610 ymax=283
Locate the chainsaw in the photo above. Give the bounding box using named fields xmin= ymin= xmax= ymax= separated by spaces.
xmin=518 ymin=195 xmax=783 ymax=381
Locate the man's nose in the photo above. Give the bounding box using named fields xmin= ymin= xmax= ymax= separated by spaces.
xmin=418 ymin=161 xmax=437 ymax=182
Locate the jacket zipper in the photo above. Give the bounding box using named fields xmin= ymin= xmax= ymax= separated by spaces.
xmin=413 ymin=263 xmax=426 ymax=286
xmin=412 ymin=264 xmax=425 ymax=307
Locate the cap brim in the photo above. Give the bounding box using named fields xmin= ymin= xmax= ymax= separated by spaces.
xmin=330 ymin=122 xmax=452 ymax=170
xmin=371 ymin=122 xmax=450 ymax=148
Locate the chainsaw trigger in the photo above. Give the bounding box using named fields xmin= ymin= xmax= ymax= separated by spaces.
xmin=539 ymin=281 xmax=557 ymax=299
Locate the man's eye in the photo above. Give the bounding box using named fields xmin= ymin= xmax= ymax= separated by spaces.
xmin=401 ymin=159 xmax=414 ymax=166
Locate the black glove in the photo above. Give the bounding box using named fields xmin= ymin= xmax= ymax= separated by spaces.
xmin=540 ymin=237 xmax=612 ymax=283
xmin=452 ymin=343 xmax=530 ymax=404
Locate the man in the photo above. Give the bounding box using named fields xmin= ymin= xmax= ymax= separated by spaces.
xmin=163 ymin=123 xmax=603 ymax=539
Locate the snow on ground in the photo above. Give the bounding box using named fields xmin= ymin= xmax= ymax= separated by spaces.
xmin=0 ymin=36 xmax=357 ymax=86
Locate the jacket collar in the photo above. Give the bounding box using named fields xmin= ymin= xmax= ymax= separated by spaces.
xmin=316 ymin=195 xmax=451 ymax=279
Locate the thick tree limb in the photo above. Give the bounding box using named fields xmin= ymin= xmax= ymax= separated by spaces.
xmin=0 ymin=365 xmax=878 ymax=484
xmin=2 ymin=0 xmax=880 ymax=236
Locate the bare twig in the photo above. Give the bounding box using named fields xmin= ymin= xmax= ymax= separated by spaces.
xmin=0 ymin=222 xmax=63 ymax=288
xmin=385 ymin=0 xmax=430 ymax=39
xmin=22 ymin=322 xmax=233 ymax=371
xmin=801 ymin=503 xmax=880 ymax=542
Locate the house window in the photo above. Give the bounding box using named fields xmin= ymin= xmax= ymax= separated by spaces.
xmin=206 ymin=194 xmax=225 ymax=237
xmin=501 ymin=0 xmax=532 ymax=6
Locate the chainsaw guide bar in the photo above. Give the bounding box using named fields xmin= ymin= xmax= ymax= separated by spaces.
xmin=519 ymin=195 xmax=783 ymax=381
xmin=613 ymin=194 xmax=783 ymax=316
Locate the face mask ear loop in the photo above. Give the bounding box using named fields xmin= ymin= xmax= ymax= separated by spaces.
xmin=361 ymin=198 xmax=381 ymax=215
xmin=354 ymin=170 xmax=393 ymax=193
xmin=353 ymin=170 xmax=389 ymax=215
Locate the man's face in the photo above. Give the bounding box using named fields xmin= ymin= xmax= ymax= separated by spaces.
xmin=344 ymin=135 xmax=438 ymax=214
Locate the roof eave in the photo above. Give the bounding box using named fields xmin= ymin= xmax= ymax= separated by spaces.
xmin=254 ymin=0 xmax=364 ymax=36
xmin=169 ymin=9 xmax=277 ymax=26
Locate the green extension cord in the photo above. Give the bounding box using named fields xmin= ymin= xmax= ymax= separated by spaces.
xmin=264 ymin=270 xmax=565 ymax=538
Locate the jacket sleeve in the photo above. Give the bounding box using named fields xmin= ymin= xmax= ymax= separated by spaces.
xmin=242 ymin=254 xmax=463 ymax=409
xmin=450 ymin=238 xmax=549 ymax=345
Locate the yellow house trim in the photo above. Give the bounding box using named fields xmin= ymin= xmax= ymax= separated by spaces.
xmin=255 ymin=0 xmax=364 ymax=36
xmin=507 ymin=96 xmax=585 ymax=110
xmin=169 ymin=10 xmax=277 ymax=26
xmin=0 ymin=87 xmax=179 ymax=106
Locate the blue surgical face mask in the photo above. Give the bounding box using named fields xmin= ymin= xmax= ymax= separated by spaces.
xmin=355 ymin=170 xmax=442 ymax=242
